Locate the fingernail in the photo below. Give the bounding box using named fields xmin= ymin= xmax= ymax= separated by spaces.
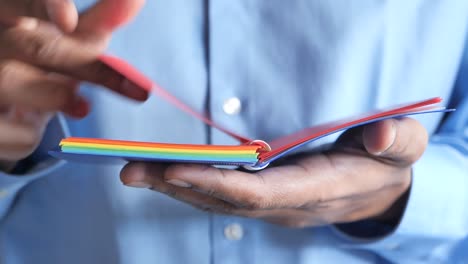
xmin=121 ymin=79 xmax=149 ymax=101
xmin=166 ymin=179 xmax=192 ymax=188
xmin=375 ymin=121 xmax=397 ymax=156
xmin=125 ymin=182 xmax=152 ymax=188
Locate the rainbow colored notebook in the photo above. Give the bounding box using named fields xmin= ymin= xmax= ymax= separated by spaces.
xmin=49 ymin=56 xmax=453 ymax=170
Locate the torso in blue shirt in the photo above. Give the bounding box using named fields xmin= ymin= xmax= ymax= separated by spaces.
xmin=1 ymin=1 xmax=467 ymax=263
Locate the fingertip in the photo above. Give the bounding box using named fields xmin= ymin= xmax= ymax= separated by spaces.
xmin=120 ymin=79 xmax=150 ymax=102
xmin=120 ymin=162 xmax=146 ymax=184
xmin=64 ymin=95 xmax=89 ymax=118
xmin=46 ymin=0 xmax=78 ymax=33
xmin=96 ymin=55 xmax=153 ymax=101
xmin=77 ymin=0 xmax=146 ymax=36
xmin=362 ymin=119 xmax=397 ymax=155
xmin=107 ymin=0 xmax=146 ymax=30
xmin=73 ymin=99 xmax=90 ymax=118
xmin=120 ymin=162 xmax=166 ymax=185
xmin=15 ymin=17 xmax=39 ymax=31
xmin=365 ymin=117 xmax=428 ymax=164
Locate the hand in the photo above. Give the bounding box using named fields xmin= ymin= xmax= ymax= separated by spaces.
xmin=120 ymin=118 xmax=428 ymax=228
xmin=0 ymin=0 xmax=147 ymax=171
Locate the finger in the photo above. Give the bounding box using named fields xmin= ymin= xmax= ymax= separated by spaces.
xmin=0 ymin=59 xmax=88 ymax=115
xmin=362 ymin=119 xmax=396 ymax=155
xmin=43 ymin=0 xmax=78 ymax=32
xmin=120 ymin=162 xmax=165 ymax=188
xmin=363 ymin=118 xmax=428 ymax=165
xmin=121 ymin=163 xmax=315 ymax=218
xmin=120 ymin=162 xmax=237 ymax=214
xmin=0 ymin=0 xmax=78 ymax=32
xmin=76 ymin=0 xmax=146 ymax=38
xmin=0 ymin=21 xmax=148 ymax=101
xmin=120 ymin=162 xmax=377 ymax=226
xmin=164 ymin=164 xmax=272 ymax=209
xmin=163 ymin=163 xmax=322 ymax=210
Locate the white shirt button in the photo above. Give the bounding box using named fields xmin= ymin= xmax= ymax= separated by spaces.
xmin=223 ymin=97 xmax=242 ymax=115
xmin=224 ymin=223 xmax=244 ymax=241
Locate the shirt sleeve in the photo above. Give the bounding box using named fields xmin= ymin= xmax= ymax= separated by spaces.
xmin=332 ymin=45 xmax=468 ymax=263
xmin=0 ymin=114 xmax=69 ymax=220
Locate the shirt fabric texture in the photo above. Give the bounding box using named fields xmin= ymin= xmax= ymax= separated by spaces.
xmin=0 ymin=1 xmax=467 ymax=263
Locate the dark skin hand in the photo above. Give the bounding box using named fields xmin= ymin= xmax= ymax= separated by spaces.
xmin=121 ymin=118 xmax=428 ymax=228
xmin=0 ymin=0 xmax=148 ymax=172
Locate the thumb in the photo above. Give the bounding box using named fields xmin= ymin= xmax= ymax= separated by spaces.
xmin=76 ymin=0 xmax=145 ymax=38
xmin=363 ymin=118 xmax=429 ymax=165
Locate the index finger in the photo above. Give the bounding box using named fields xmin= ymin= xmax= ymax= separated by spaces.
xmin=0 ymin=19 xmax=149 ymax=101
xmin=162 ymin=163 xmax=320 ymax=210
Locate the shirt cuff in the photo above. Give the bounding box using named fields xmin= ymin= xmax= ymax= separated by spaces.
xmin=0 ymin=115 xmax=69 ymax=218
xmin=332 ymin=143 xmax=468 ymax=262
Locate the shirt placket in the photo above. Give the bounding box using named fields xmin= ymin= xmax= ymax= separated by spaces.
xmin=207 ymin=1 xmax=256 ymax=264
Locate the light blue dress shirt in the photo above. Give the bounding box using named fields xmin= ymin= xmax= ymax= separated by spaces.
xmin=0 ymin=1 xmax=467 ymax=263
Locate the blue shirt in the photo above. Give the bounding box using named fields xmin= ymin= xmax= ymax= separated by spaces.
xmin=1 ymin=1 xmax=467 ymax=263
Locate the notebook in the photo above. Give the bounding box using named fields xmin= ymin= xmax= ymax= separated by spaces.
xmin=49 ymin=55 xmax=453 ymax=170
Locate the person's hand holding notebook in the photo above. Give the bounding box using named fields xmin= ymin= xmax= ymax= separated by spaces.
xmin=119 ymin=106 xmax=429 ymax=227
